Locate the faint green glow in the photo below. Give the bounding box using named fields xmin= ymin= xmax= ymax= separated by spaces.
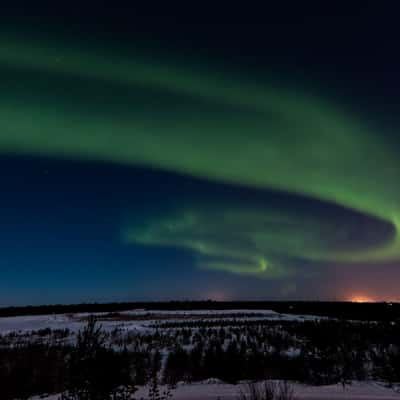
xmin=0 ymin=34 xmax=399 ymax=276
xmin=259 ymin=258 xmax=268 ymax=272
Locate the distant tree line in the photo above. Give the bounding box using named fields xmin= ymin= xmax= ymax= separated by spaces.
xmin=1 ymin=300 xmax=400 ymax=321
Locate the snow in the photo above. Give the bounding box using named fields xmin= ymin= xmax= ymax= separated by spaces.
xmin=0 ymin=313 xmax=81 ymax=335
xmin=0 ymin=309 xmax=317 ymax=335
xmin=29 ymin=381 xmax=400 ymax=400
xmin=9 ymin=310 xmax=395 ymax=399
xmin=134 ymin=381 xmax=400 ymax=400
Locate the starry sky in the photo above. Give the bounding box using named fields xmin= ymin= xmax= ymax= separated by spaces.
xmin=1 ymin=2 xmax=400 ymax=305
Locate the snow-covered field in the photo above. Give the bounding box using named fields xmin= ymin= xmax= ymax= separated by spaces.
xmin=0 ymin=309 xmax=314 ymax=335
xmin=137 ymin=381 xmax=400 ymax=399
xmin=3 ymin=310 xmax=400 ymax=400
xmin=30 ymin=381 xmax=400 ymax=400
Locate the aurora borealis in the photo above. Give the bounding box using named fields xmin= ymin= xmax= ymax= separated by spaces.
xmin=1 ymin=3 xmax=399 ymax=304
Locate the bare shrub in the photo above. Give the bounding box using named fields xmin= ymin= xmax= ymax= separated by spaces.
xmin=276 ymin=381 xmax=296 ymax=400
xmin=238 ymin=380 xmax=296 ymax=400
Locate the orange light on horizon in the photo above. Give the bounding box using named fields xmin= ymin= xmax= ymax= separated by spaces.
xmin=204 ymin=290 xmax=231 ymax=302
xmin=349 ymin=295 xmax=374 ymax=303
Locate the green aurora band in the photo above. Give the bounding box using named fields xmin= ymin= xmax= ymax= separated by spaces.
xmin=0 ymin=35 xmax=399 ymax=277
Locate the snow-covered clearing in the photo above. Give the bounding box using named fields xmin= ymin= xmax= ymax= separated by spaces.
xmin=0 ymin=309 xmax=315 ymax=335
xmin=5 ymin=310 xmax=400 ymax=400
xmin=30 ymin=381 xmax=400 ymax=400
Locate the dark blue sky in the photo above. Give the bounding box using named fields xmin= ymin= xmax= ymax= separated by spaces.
xmin=0 ymin=156 xmax=319 ymax=304
xmin=1 ymin=2 xmax=400 ymax=305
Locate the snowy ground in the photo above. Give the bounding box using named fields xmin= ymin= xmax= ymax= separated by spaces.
xmin=5 ymin=310 xmax=400 ymax=399
xmin=0 ymin=309 xmax=315 ymax=335
xmin=136 ymin=381 xmax=400 ymax=400
xmin=30 ymin=381 xmax=400 ymax=400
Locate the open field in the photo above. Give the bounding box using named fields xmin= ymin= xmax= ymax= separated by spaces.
xmin=0 ymin=308 xmax=314 ymax=336
xmin=30 ymin=381 xmax=400 ymax=400
xmin=1 ymin=306 xmax=400 ymax=399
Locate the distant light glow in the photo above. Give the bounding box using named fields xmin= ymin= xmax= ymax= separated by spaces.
xmin=349 ymin=295 xmax=375 ymax=303
xmin=204 ymin=290 xmax=231 ymax=302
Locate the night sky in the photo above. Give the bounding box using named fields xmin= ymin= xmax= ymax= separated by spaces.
xmin=1 ymin=2 xmax=399 ymax=305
